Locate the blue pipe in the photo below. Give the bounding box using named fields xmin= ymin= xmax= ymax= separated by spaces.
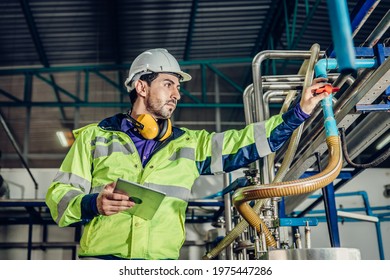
xmin=304 ymin=53 xmax=343 ymax=245
xmin=315 ymin=58 xmax=377 ymax=137
xmin=314 ymin=58 xmax=377 ymax=78
xmin=322 ymin=96 xmax=338 ymax=137
xmin=326 ymin=0 xmax=356 ymax=74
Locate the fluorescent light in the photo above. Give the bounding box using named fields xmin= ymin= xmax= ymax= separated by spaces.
xmin=56 ymin=131 xmax=68 ymax=147
xmin=376 ymin=134 xmax=390 ymax=150
xmin=56 ymin=131 xmax=74 ymax=147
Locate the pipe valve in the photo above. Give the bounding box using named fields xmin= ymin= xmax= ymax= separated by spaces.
xmin=315 ymin=85 xmax=340 ymax=94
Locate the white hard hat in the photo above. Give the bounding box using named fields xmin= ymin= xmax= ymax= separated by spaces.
xmin=124 ymin=48 xmax=192 ymax=92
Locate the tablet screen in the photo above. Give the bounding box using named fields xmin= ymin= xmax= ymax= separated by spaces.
xmin=115 ymin=178 xmax=166 ymax=220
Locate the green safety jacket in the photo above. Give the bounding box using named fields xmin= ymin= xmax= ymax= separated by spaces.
xmin=46 ymin=107 xmax=306 ymax=259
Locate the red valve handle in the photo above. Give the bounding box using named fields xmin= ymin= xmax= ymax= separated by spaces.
xmin=314 ymin=85 xmax=340 ymax=94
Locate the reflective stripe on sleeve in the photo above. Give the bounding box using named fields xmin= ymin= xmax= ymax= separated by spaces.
xmin=56 ymin=189 xmax=84 ymax=224
xmin=53 ymin=171 xmax=91 ymax=193
xmin=254 ymin=122 xmax=272 ymax=157
xmin=169 ymin=147 xmax=195 ymax=161
xmin=210 ymin=132 xmax=224 ymax=174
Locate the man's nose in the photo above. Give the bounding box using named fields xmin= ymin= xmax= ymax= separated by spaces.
xmin=172 ymin=87 xmax=181 ymax=100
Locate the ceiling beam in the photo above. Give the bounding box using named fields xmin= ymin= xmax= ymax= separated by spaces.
xmin=250 ymin=0 xmax=295 ymax=57
xmin=107 ymin=0 xmax=122 ymax=65
xmin=239 ymin=0 xmax=295 ymax=91
xmin=19 ymin=0 xmax=67 ymax=121
xmin=184 ymin=0 xmax=199 ymax=60
xmin=19 ymin=0 xmax=48 ymax=67
xmin=289 ymin=0 xmax=323 ymax=50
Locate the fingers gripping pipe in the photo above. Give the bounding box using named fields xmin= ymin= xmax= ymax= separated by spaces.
xmin=232 ymin=136 xmax=343 ymax=247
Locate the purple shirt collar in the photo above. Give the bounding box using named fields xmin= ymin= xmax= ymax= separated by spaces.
xmin=121 ymin=118 xmax=158 ymax=167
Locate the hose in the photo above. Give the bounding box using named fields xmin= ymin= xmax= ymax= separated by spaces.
xmin=339 ymin=127 xmax=390 ymax=168
xmin=232 ymin=135 xmax=343 ymax=247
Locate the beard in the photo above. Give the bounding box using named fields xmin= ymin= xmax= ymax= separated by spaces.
xmin=145 ymin=95 xmax=176 ymax=119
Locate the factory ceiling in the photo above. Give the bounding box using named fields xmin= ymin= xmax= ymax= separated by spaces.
xmin=0 ymin=0 xmax=389 ymax=173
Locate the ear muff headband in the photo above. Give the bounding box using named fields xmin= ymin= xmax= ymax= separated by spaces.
xmin=156 ymin=119 xmax=172 ymax=141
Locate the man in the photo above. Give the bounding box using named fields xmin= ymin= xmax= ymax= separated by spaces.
xmin=46 ymin=49 xmax=329 ymax=260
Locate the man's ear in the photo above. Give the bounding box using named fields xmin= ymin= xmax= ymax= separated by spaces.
xmin=134 ymin=80 xmax=148 ymax=97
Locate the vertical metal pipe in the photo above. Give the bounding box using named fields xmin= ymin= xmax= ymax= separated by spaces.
xmin=27 ymin=218 xmax=33 ymax=260
xmin=243 ymin=84 xmax=254 ymax=125
xmin=201 ymin=64 xmax=207 ymax=103
xmin=252 ymin=50 xmax=314 ymax=183
xmin=305 ymin=222 xmax=311 ymax=249
xmin=215 ymin=75 xmax=221 ymax=132
xmin=84 ymin=70 xmax=89 ymax=102
xmin=243 ymin=84 xmax=261 ymax=173
xmin=223 ymin=173 xmax=234 ymax=260
xmin=294 ymin=229 xmax=302 ymax=249
xmin=24 ymin=107 xmax=33 ymax=194
xmin=74 ymin=71 xmax=81 ymax=129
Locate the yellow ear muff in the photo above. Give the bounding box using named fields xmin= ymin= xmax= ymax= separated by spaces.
xmin=136 ymin=114 xmax=160 ymax=140
xmin=135 ymin=114 xmax=172 ymax=141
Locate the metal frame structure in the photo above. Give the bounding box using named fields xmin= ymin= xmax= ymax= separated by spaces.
xmin=0 ymin=199 xmax=81 ymax=260
xmin=0 ymin=58 xmax=254 ymax=109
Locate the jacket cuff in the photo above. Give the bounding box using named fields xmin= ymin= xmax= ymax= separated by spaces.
xmin=282 ymin=103 xmax=310 ymax=130
xmin=295 ymin=102 xmax=311 ymax=120
xmin=81 ymin=193 xmax=99 ymax=219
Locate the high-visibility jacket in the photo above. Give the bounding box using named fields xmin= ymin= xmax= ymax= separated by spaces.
xmin=46 ymin=107 xmax=306 ymax=259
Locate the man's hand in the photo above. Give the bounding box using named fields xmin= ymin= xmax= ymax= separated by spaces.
xmin=97 ymin=182 xmax=135 ymax=216
xmin=300 ymin=78 xmax=331 ymax=115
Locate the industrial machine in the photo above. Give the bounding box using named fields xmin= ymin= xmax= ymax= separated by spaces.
xmin=198 ymin=46 xmax=390 ymax=259
xmin=197 ymin=2 xmax=390 ymax=260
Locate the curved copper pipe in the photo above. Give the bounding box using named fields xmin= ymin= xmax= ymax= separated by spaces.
xmin=232 ymin=136 xmax=343 ymax=247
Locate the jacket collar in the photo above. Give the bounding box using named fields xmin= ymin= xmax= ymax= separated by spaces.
xmin=98 ymin=113 xmax=186 ymax=139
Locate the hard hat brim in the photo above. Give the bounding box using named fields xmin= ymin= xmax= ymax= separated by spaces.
xmin=177 ymin=71 xmax=192 ymax=82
